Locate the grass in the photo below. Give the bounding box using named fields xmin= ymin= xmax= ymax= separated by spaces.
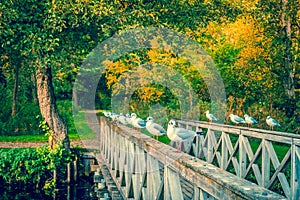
xmin=0 ymin=132 xmax=81 ymax=143
xmin=0 ymin=109 xmax=97 ymax=143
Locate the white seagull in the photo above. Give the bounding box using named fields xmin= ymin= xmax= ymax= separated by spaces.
xmin=125 ymin=113 xmax=132 ymax=125
xmin=103 ymin=110 xmax=111 ymax=118
xmin=130 ymin=113 xmax=146 ymax=131
xmin=266 ymin=116 xmax=281 ymax=131
xmin=167 ymin=120 xmax=196 ymax=151
xmin=244 ymin=114 xmax=258 ymax=127
xmin=205 ymin=110 xmax=218 ymax=122
xmin=145 ymin=116 xmax=166 ymax=140
xmin=118 ymin=113 xmax=129 ymax=125
xmin=110 ymin=113 xmax=119 ymax=124
xmin=229 ymin=114 xmax=246 ymax=126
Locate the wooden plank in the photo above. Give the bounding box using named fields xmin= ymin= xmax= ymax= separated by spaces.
xmin=224 ymin=133 xmax=240 ymax=175
xmin=265 ymin=141 xmax=280 ymax=168
xmin=147 ymin=155 xmax=162 ymax=200
xmin=291 ymin=142 xmax=300 ymax=200
xmin=267 ymin=149 xmax=291 ymax=190
xmin=262 ymin=139 xmax=270 ymax=187
xmin=193 ymin=186 xmax=200 ymax=200
xmin=278 ymin=172 xmax=291 ymax=198
xmin=174 ymin=118 xmax=300 ymax=140
xmin=165 ymin=167 xmax=184 ymax=200
xmin=221 ymin=132 xmax=229 ymax=170
xmin=243 ymin=143 xmax=262 ymax=185
xmin=239 ymin=135 xmax=247 ymax=178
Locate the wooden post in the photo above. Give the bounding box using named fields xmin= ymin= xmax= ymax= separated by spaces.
xmin=53 ymin=169 xmax=57 ymax=183
xmin=291 ymin=140 xmax=300 ymax=199
xmin=67 ymin=162 xmax=71 ymax=184
xmin=73 ymin=160 xmax=77 ymax=182
xmin=195 ymin=126 xmax=203 ymax=158
xmin=239 ymin=134 xmax=246 ymax=177
xmin=262 ymin=139 xmax=270 ymax=187
xmin=221 ymin=132 xmax=228 ymax=170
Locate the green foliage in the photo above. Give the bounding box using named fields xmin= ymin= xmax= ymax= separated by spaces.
xmin=0 ymin=0 xmax=299 ymax=136
xmin=0 ymin=144 xmax=74 ymax=196
xmin=57 ymin=100 xmax=77 ymax=134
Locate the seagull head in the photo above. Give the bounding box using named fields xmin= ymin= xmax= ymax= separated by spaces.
xmin=131 ymin=113 xmax=137 ymax=118
xmin=205 ymin=110 xmax=209 ymax=114
xmin=267 ymin=116 xmax=271 ymax=120
xmin=146 ymin=116 xmax=154 ymax=122
xmin=229 ymin=114 xmax=234 ymax=117
xmin=168 ymin=120 xmax=177 ymax=127
xmin=244 ymin=114 xmax=249 ymax=118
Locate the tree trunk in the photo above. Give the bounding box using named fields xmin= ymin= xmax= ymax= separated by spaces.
xmin=31 ymin=74 xmax=38 ymax=105
xmin=12 ymin=65 xmax=19 ymax=117
xmin=282 ymin=0 xmax=296 ymax=117
xmin=36 ymin=66 xmax=69 ymax=149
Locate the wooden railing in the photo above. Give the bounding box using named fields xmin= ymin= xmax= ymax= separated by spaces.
xmin=97 ymin=117 xmax=285 ymax=200
xmin=174 ymin=118 xmax=300 ymax=200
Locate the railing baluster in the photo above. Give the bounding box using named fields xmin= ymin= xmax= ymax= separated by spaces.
xmin=291 ymin=139 xmax=300 ymax=199
xmin=262 ymin=139 xmax=270 ymax=187
xmin=221 ymin=132 xmax=228 ymax=170
xmin=239 ymin=134 xmax=247 ymax=177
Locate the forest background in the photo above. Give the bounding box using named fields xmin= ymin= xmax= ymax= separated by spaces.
xmin=0 ymin=0 xmax=299 ymax=145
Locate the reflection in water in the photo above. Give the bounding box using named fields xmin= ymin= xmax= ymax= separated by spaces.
xmin=1 ymin=180 xmax=98 ymax=200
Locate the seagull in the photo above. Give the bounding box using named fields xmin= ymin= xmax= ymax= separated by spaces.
xmin=130 ymin=113 xmax=146 ymax=131
xmin=266 ymin=116 xmax=281 ymax=131
xmin=229 ymin=114 xmax=246 ymax=126
xmin=103 ymin=110 xmax=111 ymax=118
xmin=205 ymin=110 xmax=218 ymax=122
xmin=118 ymin=113 xmax=129 ymax=125
xmin=110 ymin=113 xmax=119 ymax=124
xmin=145 ymin=116 xmax=166 ymax=140
xmin=244 ymin=114 xmax=258 ymax=127
xmin=167 ymin=120 xmax=196 ymax=151
xmin=125 ymin=113 xmax=132 ymax=125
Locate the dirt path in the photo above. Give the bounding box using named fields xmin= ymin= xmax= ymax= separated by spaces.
xmin=0 ymin=140 xmax=84 ymax=148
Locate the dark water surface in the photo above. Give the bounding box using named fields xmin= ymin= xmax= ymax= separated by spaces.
xmin=0 ymin=180 xmax=98 ymax=200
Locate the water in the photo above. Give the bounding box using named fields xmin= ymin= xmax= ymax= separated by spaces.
xmin=0 ymin=180 xmax=99 ymax=200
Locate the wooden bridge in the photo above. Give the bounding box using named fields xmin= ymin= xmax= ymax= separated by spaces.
xmin=84 ymin=116 xmax=300 ymax=199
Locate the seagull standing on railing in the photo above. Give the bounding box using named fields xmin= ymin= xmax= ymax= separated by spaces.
xmin=110 ymin=113 xmax=119 ymax=124
xmin=103 ymin=111 xmax=111 ymax=118
xmin=167 ymin=120 xmax=196 ymax=151
xmin=125 ymin=113 xmax=132 ymax=125
xmin=244 ymin=114 xmax=257 ymax=127
xmin=130 ymin=113 xmax=146 ymax=132
xmin=146 ymin=116 xmax=166 ymax=140
xmin=205 ymin=110 xmax=218 ymax=122
xmin=229 ymin=114 xmax=246 ymax=126
xmin=266 ymin=116 xmax=281 ymax=131
xmin=118 ymin=113 xmax=129 ymax=125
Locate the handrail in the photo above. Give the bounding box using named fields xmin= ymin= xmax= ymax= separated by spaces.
xmin=97 ymin=117 xmax=285 ymax=200
xmin=173 ymin=118 xmax=300 ymax=199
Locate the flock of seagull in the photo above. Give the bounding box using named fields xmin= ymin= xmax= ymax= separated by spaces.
xmin=102 ymin=110 xmax=281 ymax=151
xmin=205 ymin=110 xmax=281 ymax=130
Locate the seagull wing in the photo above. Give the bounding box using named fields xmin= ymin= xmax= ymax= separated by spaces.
xmin=137 ymin=119 xmax=146 ymax=127
xmin=234 ymin=115 xmax=245 ymax=123
xmin=175 ymin=128 xmax=196 ymax=140
xmin=210 ymin=114 xmax=218 ymax=121
xmin=250 ymin=117 xmax=257 ymax=124
xmin=271 ymin=118 xmax=280 ymax=126
xmin=152 ymin=123 xmax=166 ymax=133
